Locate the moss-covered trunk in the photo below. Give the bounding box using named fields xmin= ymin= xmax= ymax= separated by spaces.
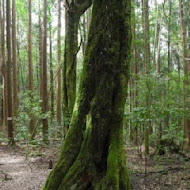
xmin=63 ymin=11 xmax=79 ymax=114
xmin=63 ymin=0 xmax=92 ymax=116
xmin=44 ymin=0 xmax=131 ymax=189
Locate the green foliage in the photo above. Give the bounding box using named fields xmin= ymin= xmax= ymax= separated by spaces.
xmin=14 ymin=90 xmax=65 ymax=142
xmin=15 ymin=91 xmax=43 ymax=141
xmin=0 ymin=131 xmax=8 ymax=143
xmin=126 ymin=72 xmax=186 ymax=146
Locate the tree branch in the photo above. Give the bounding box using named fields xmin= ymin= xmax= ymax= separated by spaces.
xmin=65 ymin=0 xmax=70 ymax=9
xmin=77 ymin=0 xmax=92 ymax=16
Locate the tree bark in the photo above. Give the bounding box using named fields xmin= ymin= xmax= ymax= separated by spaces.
xmin=142 ymin=0 xmax=150 ymax=155
xmin=42 ymin=0 xmax=48 ymax=142
xmin=6 ymin=0 xmax=14 ymax=144
xmin=38 ymin=0 xmax=43 ymax=100
xmin=28 ymin=0 xmax=36 ymax=138
xmin=132 ymin=1 xmax=138 ymax=146
xmin=179 ymin=0 xmax=190 ymax=148
xmin=49 ymin=13 xmax=54 ymax=121
xmin=43 ymin=0 xmax=131 ymax=189
xmin=56 ymin=0 xmax=61 ymax=124
xmin=164 ymin=0 xmax=172 ymax=130
xmin=63 ymin=0 xmax=92 ymax=118
xmin=0 ymin=0 xmax=3 ymax=127
xmin=12 ymin=0 xmax=18 ymax=117
xmin=1 ymin=0 xmax=7 ymax=127
xmin=142 ymin=0 xmax=150 ymax=73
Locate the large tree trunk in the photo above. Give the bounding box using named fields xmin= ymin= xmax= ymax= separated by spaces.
xmin=43 ymin=0 xmax=131 ymax=189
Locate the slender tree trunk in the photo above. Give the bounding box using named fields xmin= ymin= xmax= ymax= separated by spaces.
xmin=43 ymin=0 xmax=131 ymax=189
xmin=142 ymin=0 xmax=150 ymax=155
xmin=38 ymin=0 xmax=43 ymax=99
xmin=155 ymin=1 xmax=165 ymax=73
xmin=179 ymin=0 xmax=190 ymax=148
xmin=56 ymin=0 xmax=61 ymax=124
xmin=63 ymin=0 xmax=92 ymax=119
xmin=63 ymin=5 xmax=80 ymax=114
xmin=132 ymin=2 xmax=138 ymax=146
xmin=165 ymin=0 xmax=172 ymax=130
xmin=0 ymin=0 xmax=3 ymax=127
xmin=153 ymin=0 xmax=159 ymax=68
xmin=156 ymin=7 xmax=164 ymax=144
xmin=28 ymin=0 xmax=36 ymax=138
xmin=156 ymin=14 xmax=163 ymax=73
xmin=62 ymin=0 xmax=68 ymax=125
xmin=12 ymin=0 xmax=18 ymax=117
xmin=129 ymin=77 xmax=133 ymax=142
xmin=167 ymin=0 xmax=171 ymax=75
xmin=1 ymin=0 xmax=7 ymax=127
xmin=42 ymin=0 xmax=48 ymax=142
xmin=6 ymin=0 xmax=14 ymax=144
xmin=49 ymin=15 xmax=54 ymax=120
xmin=142 ymin=0 xmax=150 ymax=73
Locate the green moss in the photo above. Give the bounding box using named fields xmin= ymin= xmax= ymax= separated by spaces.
xmin=106 ymin=127 xmax=130 ymax=190
xmin=107 ymin=144 xmax=119 ymax=189
xmin=119 ymin=152 xmax=131 ymax=190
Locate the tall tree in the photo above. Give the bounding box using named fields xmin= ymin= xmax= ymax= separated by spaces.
xmin=167 ymin=0 xmax=172 ymax=74
xmin=38 ymin=0 xmax=43 ymax=99
xmin=142 ymin=0 xmax=150 ymax=73
xmin=6 ymin=0 xmax=14 ymax=144
xmin=155 ymin=1 xmax=165 ymax=143
xmin=142 ymin=0 xmax=151 ymax=155
xmin=179 ymin=0 xmax=190 ymax=148
xmin=28 ymin=0 xmax=36 ymax=138
xmin=132 ymin=1 xmax=138 ymax=145
xmin=0 ymin=0 xmax=3 ymax=126
xmin=56 ymin=0 xmax=61 ymax=124
xmin=42 ymin=0 xmax=48 ymax=141
xmin=12 ymin=0 xmax=18 ymax=117
xmin=49 ymin=11 xmax=54 ymax=120
xmin=1 ymin=0 xmax=7 ymax=127
xmin=43 ymin=0 xmax=131 ymax=189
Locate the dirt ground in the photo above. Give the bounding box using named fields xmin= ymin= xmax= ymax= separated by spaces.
xmin=127 ymin=145 xmax=190 ymax=190
xmin=0 ymin=143 xmax=190 ymax=190
xmin=0 ymin=144 xmax=56 ymax=190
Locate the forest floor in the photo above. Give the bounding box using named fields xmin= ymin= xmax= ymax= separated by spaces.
xmin=0 ymin=143 xmax=58 ymax=190
xmin=127 ymin=145 xmax=190 ymax=190
xmin=0 ymin=142 xmax=190 ymax=190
